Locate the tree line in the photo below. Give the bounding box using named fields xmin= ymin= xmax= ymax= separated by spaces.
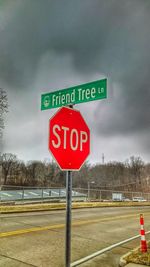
xmin=0 ymin=89 xmax=8 ymax=153
xmin=0 ymin=153 xmax=150 ymax=192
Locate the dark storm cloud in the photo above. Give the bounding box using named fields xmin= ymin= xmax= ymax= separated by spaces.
xmin=1 ymin=0 xmax=149 ymax=86
xmin=95 ymin=75 xmax=150 ymax=136
xmin=0 ymin=0 xmax=150 ymax=156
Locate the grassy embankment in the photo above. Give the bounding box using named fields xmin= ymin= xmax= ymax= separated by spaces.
xmin=1 ymin=201 xmax=150 ymax=213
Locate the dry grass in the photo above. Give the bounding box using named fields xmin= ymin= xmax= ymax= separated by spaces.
xmin=1 ymin=201 xmax=150 ymax=214
xmin=125 ymin=245 xmax=150 ymax=266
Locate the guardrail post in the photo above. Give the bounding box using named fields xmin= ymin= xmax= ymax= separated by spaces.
xmin=88 ymin=183 xmax=90 ymax=202
xmin=132 ymin=192 xmax=134 ymax=200
xmin=99 ymin=190 xmax=101 ymax=201
xmin=22 ymin=187 xmax=24 ymax=203
xmin=42 ymin=188 xmax=44 ymax=202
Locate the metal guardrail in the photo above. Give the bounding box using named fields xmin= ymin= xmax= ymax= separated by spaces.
xmin=0 ymin=186 xmax=87 ymax=203
xmin=73 ymin=187 xmax=150 ymax=202
xmin=71 ymin=230 xmax=150 ymax=266
xmin=0 ymin=185 xmax=150 ymax=203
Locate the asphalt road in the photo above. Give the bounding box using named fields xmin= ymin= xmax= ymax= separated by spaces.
xmin=1 ymin=206 xmax=150 ymax=267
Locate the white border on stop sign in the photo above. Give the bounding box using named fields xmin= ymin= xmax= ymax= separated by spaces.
xmin=48 ymin=106 xmax=90 ymax=171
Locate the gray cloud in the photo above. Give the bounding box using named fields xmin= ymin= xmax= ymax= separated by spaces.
xmin=1 ymin=0 xmax=150 ymax=161
xmin=1 ymin=0 xmax=149 ymax=85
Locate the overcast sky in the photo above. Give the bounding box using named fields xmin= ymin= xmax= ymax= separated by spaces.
xmin=1 ymin=0 xmax=150 ymax=164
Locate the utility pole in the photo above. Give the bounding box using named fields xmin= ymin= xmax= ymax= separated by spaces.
xmin=102 ymin=153 xmax=105 ymax=164
xmin=0 ymin=88 xmax=8 ymax=186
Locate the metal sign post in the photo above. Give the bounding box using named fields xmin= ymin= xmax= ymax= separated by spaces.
xmin=66 ymin=170 xmax=72 ymax=267
xmin=66 ymin=105 xmax=73 ymax=267
xmin=41 ymin=78 xmax=107 ymax=267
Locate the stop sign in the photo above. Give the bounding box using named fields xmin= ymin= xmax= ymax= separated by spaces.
xmin=49 ymin=106 xmax=90 ymax=170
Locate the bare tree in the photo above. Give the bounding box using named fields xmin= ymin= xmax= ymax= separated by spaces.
xmin=2 ymin=153 xmax=17 ymax=185
xmin=0 ymin=89 xmax=8 ymax=185
xmin=0 ymin=88 xmax=8 ymax=138
xmin=128 ymin=156 xmax=144 ymax=190
xmin=26 ymin=160 xmax=47 ymax=186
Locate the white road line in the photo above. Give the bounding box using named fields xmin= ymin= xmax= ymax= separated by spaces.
xmin=52 ymin=191 xmax=59 ymax=195
xmin=28 ymin=192 xmax=39 ymax=196
xmin=2 ymin=193 xmax=12 ymax=197
xmin=71 ymin=230 xmax=150 ymax=266
xmin=43 ymin=191 xmax=49 ymax=195
xmin=61 ymin=190 xmax=66 ymax=195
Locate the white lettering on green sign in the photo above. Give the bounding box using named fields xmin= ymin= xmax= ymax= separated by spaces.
xmin=41 ymin=78 xmax=107 ymax=110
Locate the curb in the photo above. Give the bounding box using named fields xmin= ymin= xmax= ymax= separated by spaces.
xmin=1 ymin=201 xmax=150 ymax=214
xmin=119 ymin=246 xmax=141 ymax=267
xmin=119 ymin=251 xmax=132 ymax=266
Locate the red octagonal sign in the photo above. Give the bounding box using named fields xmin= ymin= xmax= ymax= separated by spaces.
xmin=49 ymin=106 xmax=90 ymax=170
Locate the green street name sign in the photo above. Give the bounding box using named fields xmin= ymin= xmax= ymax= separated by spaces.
xmin=41 ymin=78 xmax=107 ymax=110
